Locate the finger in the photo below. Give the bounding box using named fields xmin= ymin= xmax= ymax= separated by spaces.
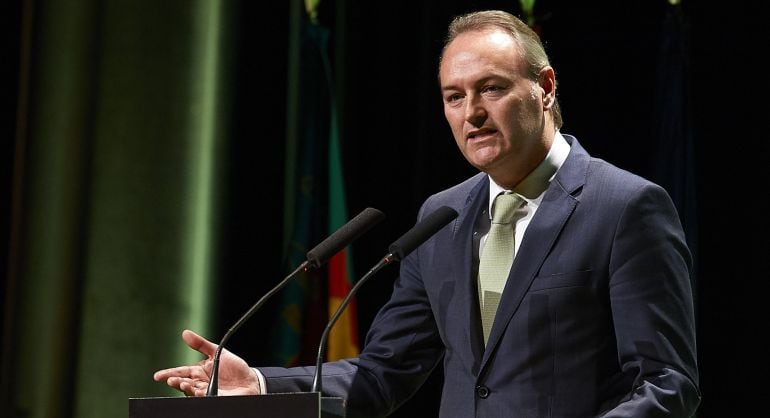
xmin=165 ymin=376 xmax=184 ymax=390
xmin=182 ymin=329 xmax=219 ymax=358
xmin=153 ymin=366 xmax=194 ymax=381
xmin=192 ymin=384 xmax=208 ymax=397
xmin=178 ymin=379 xmax=195 ymax=396
xmin=178 ymin=378 xmax=208 ymax=397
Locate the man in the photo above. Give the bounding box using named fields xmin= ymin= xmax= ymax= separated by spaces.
xmin=154 ymin=10 xmax=700 ymax=417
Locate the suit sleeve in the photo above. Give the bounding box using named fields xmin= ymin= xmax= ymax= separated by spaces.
xmin=598 ymin=183 xmax=700 ymax=417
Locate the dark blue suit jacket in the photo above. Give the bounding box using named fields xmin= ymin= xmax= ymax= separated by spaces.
xmin=261 ymin=136 xmax=700 ymax=417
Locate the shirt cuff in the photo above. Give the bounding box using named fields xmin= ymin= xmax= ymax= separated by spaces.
xmin=252 ymin=367 xmax=267 ymax=394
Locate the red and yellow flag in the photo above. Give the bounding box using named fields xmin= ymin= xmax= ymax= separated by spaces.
xmin=326 ymin=104 xmax=359 ymax=360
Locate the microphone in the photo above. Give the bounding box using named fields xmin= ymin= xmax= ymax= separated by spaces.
xmin=206 ymin=207 xmax=385 ymax=396
xmin=310 ymin=205 xmax=458 ymax=393
xmin=307 ymin=207 xmax=386 ymax=269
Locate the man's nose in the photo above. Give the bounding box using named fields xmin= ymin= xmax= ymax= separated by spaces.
xmin=464 ymin=96 xmax=487 ymax=126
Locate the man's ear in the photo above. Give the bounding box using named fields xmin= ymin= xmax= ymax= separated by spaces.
xmin=539 ymin=66 xmax=556 ymax=109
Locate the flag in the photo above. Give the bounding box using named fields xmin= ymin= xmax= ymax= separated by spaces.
xmin=326 ymin=92 xmax=360 ymax=361
xmin=272 ymin=0 xmax=358 ymax=366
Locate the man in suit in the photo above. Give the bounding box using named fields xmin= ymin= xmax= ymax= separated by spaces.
xmin=154 ymin=10 xmax=700 ymax=417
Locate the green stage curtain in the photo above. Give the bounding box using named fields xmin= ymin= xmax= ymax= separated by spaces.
xmin=3 ymin=1 xmax=232 ymax=416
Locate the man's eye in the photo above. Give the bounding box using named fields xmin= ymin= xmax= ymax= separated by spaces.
xmin=446 ymin=94 xmax=462 ymax=103
xmin=483 ymin=86 xmax=501 ymax=93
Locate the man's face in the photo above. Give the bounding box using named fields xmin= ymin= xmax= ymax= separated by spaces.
xmin=439 ymin=28 xmax=552 ymax=188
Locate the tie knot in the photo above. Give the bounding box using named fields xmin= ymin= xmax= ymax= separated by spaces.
xmin=491 ymin=193 xmax=524 ymax=224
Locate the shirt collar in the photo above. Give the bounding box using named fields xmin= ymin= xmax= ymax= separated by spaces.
xmin=487 ymin=131 xmax=570 ymax=215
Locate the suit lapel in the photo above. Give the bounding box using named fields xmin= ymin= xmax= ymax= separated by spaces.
xmin=447 ymin=176 xmax=489 ymax=375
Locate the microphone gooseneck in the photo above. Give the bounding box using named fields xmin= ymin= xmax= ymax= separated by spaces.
xmin=310 ymin=256 xmax=392 ymax=394
xmin=207 ymin=261 xmax=309 ymax=396
xmin=310 ymin=206 xmax=458 ymax=394
xmin=206 ymin=207 xmax=385 ymax=397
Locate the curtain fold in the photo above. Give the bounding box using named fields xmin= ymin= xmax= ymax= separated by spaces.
xmin=3 ymin=1 xmax=228 ymax=416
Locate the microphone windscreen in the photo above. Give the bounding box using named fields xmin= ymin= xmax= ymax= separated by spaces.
xmin=388 ymin=206 xmax=458 ymax=261
xmin=306 ymin=207 xmax=385 ymax=268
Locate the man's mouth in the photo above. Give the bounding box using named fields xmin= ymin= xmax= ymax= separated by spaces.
xmin=467 ymin=129 xmax=496 ymax=141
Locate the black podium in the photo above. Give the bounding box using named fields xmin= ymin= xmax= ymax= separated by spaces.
xmin=129 ymin=393 xmax=346 ymax=418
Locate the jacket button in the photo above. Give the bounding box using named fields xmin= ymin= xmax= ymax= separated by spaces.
xmin=475 ymin=385 xmax=490 ymax=399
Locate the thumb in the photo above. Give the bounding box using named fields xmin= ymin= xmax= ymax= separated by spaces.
xmin=182 ymin=329 xmax=218 ymax=358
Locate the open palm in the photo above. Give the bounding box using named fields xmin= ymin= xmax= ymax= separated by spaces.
xmin=153 ymin=329 xmax=261 ymax=397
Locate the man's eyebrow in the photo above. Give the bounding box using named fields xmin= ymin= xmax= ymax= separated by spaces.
xmin=440 ymin=75 xmax=505 ymax=92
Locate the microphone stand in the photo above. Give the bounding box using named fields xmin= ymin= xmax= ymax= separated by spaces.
xmin=207 ymin=261 xmax=310 ymax=396
xmin=310 ymin=254 xmax=396 ymax=394
xmin=310 ymin=205 xmax=458 ymax=394
xmin=205 ymin=207 xmax=385 ymax=396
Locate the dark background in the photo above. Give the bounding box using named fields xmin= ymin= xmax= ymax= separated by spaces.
xmin=3 ymin=0 xmax=767 ymax=416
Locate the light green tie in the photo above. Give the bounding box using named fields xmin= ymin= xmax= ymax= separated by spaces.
xmin=478 ymin=192 xmax=524 ymax=345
